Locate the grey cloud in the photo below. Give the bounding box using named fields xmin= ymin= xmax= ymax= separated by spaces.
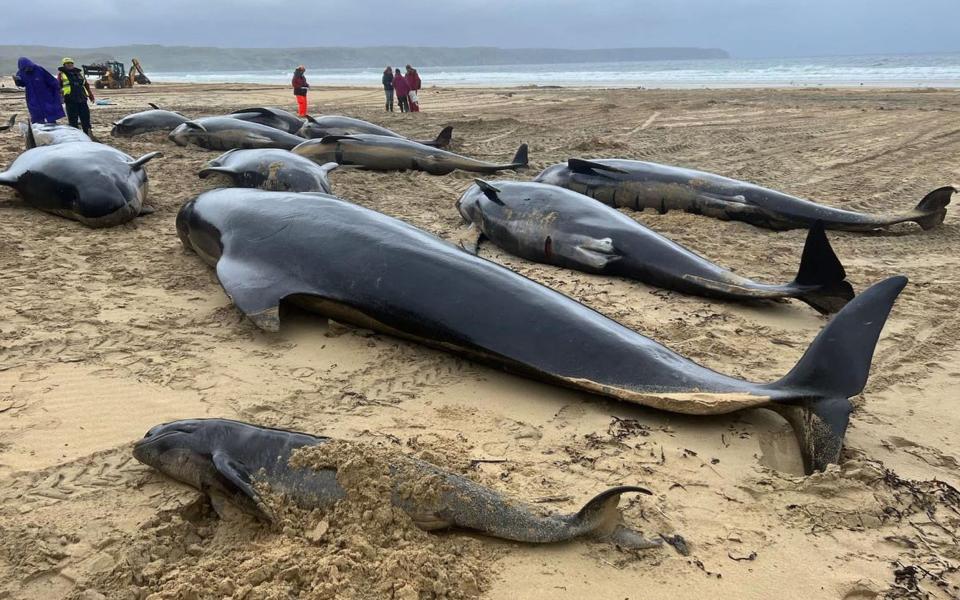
xmin=1 ymin=0 xmax=958 ymax=57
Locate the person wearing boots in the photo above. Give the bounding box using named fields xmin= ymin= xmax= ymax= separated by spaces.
xmin=57 ymin=58 xmax=95 ymax=135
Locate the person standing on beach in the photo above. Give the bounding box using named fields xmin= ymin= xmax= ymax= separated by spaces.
xmin=382 ymin=66 xmax=394 ymax=112
xmin=393 ymin=68 xmax=410 ymax=113
xmin=57 ymin=58 xmax=95 ymax=135
xmin=405 ymin=64 xmax=422 ymax=112
xmin=13 ymin=57 xmax=65 ymax=124
xmin=292 ymin=65 xmax=310 ymax=117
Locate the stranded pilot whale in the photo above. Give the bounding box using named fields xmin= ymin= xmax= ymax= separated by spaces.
xmin=229 ymin=107 xmax=305 ymax=135
xmin=293 ymin=134 xmax=527 ymax=175
xmin=199 ymin=149 xmax=338 ymax=193
xmin=134 ymin=418 xmax=662 ymax=549
xmin=111 ymin=103 xmax=190 ymax=136
xmin=169 ymin=117 xmax=306 ymax=151
xmin=0 ymin=122 xmax=160 ymax=227
xmin=176 ymin=188 xmax=907 ymax=474
xmin=535 ymin=159 xmax=955 ymax=232
xmin=298 ymin=115 xmax=454 ymax=148
xmin=457 ymin=180 xmax=854 ymax=313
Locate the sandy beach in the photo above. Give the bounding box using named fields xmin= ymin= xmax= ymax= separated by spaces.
xmin=1 ymin=82 xmax=958 ymax=599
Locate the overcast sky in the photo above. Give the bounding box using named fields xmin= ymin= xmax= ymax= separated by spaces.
xmin=2 ymin=0 xmax=958 ymax=58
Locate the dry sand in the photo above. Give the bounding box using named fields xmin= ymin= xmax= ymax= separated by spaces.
xmin=1 ymin=82 xmax=959 ymax=599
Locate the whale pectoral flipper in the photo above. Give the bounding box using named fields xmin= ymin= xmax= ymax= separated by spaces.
xmin=215 ymin=252 xmax=312 ymax=332
xmin=453 ymin=225 xmax=486 ymax=255
xmin=549 ymin=233 xmax=621 ymax=271
xmin=211 ymin=451 xmax=271 ymax=519
xmin=319 ymin=135 xmax=361 ymax=144
xmin=128 ymin=152 xmax=162 ymax=170
xmin=318 ymin=162 xmax=340 ymax=178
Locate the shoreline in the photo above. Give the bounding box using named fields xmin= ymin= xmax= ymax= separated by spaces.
xmin=4 ymin=77 xmax=958 ymax=95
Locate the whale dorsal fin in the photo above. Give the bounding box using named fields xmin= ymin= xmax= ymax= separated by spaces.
xmin=232 ymin=107 xmax=274 ymax=117
xmin=567 ymin=159 xmax=628 ymax=176
xmin=305 ymin=114 xmax=319 ymax=124
xmin=474 ymin=179 xmax=504 ymax=205
xmin=148 ymin=102 xmax=161 ymax=110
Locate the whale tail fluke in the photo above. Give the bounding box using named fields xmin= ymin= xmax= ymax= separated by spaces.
xmin=570 ymin=486 xmax=662 ymax=549
xmin=791 ymin=221 xmax=855 ymax=314
xmin=770 ymin=275 xmax=907 ymax=473
xmin=912 ymin=186 xmax=954 ymax=230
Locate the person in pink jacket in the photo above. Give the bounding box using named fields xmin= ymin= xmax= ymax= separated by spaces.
xmin=405 ymin=65 xmax=422 ymax=112
xmin=393 ymin=68 xmax=410 ymax=113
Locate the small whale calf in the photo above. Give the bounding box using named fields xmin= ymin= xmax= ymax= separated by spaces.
xmin=134 ymin=418 xmax=663 ymax=549
xmin=536 ymin=158 xmax=955 ymax=232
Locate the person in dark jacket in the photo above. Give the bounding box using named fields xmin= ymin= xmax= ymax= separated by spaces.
xmin=405 ymin=65 xmax=422 ymax=112
xmin=382 ymin=66 xmax=394 ymax=112
xmin=292 ymin=65 xmax=309 ymax=117
xmin=13 ymin=57 xmax=66 ymax=124
xmin=57 ymin=58 xmax=95 ymax=135
xmin=393 ymin=68 xmax=410 ymax=113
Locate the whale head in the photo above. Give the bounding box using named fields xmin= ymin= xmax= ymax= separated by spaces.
xmin=133 ymin=419 xmax=228 ymax=491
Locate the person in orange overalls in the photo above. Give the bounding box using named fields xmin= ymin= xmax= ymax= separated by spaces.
xmin=292 ymin=65 xmax=310 ymax=117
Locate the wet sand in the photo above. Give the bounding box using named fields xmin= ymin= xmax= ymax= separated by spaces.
xmin=1 ymin=82 xmax=959 ymax=599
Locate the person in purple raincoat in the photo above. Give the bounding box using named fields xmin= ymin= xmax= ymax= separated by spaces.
xmin=13 ymin=57 xmax=66 ymax=124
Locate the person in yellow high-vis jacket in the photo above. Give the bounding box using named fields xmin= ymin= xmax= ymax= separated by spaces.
xmin=57 ymin=58 xmax=95 ymax=135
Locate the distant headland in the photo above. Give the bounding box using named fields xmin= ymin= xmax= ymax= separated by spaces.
xmin=0 ymin=45 xmax=729 ymax=72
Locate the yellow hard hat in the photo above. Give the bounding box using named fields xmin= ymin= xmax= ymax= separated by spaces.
xmin=62 ymin=57 xmax=74 ymax=65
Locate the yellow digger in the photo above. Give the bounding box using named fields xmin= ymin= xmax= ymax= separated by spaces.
xmin=81 ymin=59 xmax=152 ymax=89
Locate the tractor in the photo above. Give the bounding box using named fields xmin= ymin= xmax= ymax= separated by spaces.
xmin=81 ymin=59 xmax=152 ymax=89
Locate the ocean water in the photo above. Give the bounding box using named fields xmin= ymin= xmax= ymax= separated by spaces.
xmin=149 ymin=53 xmax=960 ymax=88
